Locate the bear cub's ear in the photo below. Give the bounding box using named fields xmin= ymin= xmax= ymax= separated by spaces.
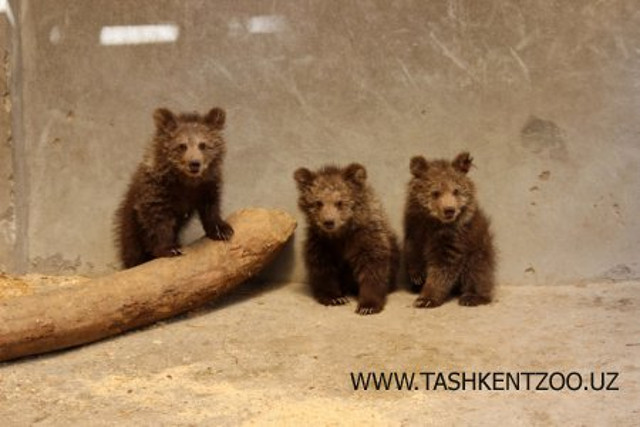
xmin=452 ymin=151 xmax=473 ymax=174
xmin=294 ymin=168 xmax=315 ymax=189
xmin=153 ymin=108 xmax=177 ymax=133
xmin=204 ymin=107 xmax=226 ymax=130
xmin=343 ymin=163 xmax=367 ymax=186
xmin=410 ymin=156 xmax=428 ymax=177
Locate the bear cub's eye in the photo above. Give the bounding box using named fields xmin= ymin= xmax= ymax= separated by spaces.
xmin=453 ymin=188 xmax=460 ymax=196
xmin=198 ymin=142 xmax=207 ymax=150
xmin=335 ymin=201 xmax=344 ymax=209
xmin=178 ymin=143 xmax=188 ymax=152
xmin=314 ymin=201 xmax=324 ymax=209
xmin=431 ymin=190 xmax=441 ymax=199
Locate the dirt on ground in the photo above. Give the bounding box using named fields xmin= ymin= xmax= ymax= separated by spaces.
xmin=0 ymin=275 xmax=638 ymax=425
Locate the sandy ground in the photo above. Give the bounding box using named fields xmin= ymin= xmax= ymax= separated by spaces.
xmin=0 ymin=277 xmax=639 ymax=426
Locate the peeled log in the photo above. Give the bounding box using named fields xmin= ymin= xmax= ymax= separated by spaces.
xmin=0 ymin=208 xmax=296 ymax=362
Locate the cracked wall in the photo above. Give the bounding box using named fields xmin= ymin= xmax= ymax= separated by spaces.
xmin=7 ymin=1 xmax=640 ymax=284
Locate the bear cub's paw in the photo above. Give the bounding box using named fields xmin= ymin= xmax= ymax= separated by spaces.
xmin=459 ymin=293 xmax=491 ymax=307
xmin=152 ymin=247 xmax=183 ymax=258
xmin=207 ymin=220 xmax=234 ymax=241
xmin=318 ymin=296 xmax=350 ymax=306
xmin=356 ymin=298 xmax=383 ymax=315
xmin=414 ymin=296 xmax=442 ymax=309
xmin=356 ymin=305 xmax=382 ymax=316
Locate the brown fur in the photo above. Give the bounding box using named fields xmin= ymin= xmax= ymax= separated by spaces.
xmin=294 ymin=164 xmax=400 ymax=315
xmin=114 ymin=107 xmax=233 ymax=268
xmin=403 ymin=152 xmax=496 ymax=308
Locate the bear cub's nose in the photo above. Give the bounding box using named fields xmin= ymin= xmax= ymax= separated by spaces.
xmin=188 ymin=161 xmax=201 ymax=173
xmin=323 ymin=220 xmax=336 ymax=230
xmin=443 ymin=208 xmax=456 ymax=219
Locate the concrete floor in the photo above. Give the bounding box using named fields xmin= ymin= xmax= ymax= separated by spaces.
xmin=1 ymin=280 xmax=639 ymax=426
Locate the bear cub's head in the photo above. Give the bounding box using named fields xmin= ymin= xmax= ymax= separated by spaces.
xmin=409 ymin=152 xmax=477 ymax=224
xmin=153 ymin=107 xmax=226 ymax=179
xmin=294 ymin=163 xmax=367 ymax=235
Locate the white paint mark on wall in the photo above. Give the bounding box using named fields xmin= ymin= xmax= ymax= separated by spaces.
xmin=228 ymin=18 xmax=244 ymax=37
xmin=429 ymin=31 xmax=476 ymax=82
xmin=246 ymin=15 xmax=287 ymax=34
xmin=510 ymin=47 xmax=531 ymax=82
xmin=0 ymin=222 xmax=15 ymax=245
xmin=396 ymin=58 xmax=418 ymax=89
xmin=0 ymin=0 xmax=15 ymax=27
xmin=50 ymin=26 xmax=62 ymax=44
xmin=99 ymin=25 xmax=179 ymax=46
xmin=0 ymin=210 xmax=16 ymax=246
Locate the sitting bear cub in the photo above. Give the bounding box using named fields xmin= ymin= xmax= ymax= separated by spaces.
xmin=294 ymin=163 xmax=399 ymax=315
xmin=403 ymin=152 xmax=496 ymax=308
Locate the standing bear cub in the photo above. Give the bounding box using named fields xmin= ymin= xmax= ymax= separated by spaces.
xmin=294 ymin=164 xmax=399 ymax=315
xmin=404 ymin=152 xmax=496 ymax=308
xmin=114 ymin=107 xmax=233 ymax=268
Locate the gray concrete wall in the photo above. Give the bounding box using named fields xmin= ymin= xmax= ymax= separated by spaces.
xmin=0 ymin=10 xmax=16 ymax=273
xmin=3 ymin=0 xmax=640 ymax=285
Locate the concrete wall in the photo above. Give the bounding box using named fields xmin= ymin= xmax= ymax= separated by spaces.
xmin=2 ymin=0 xmax=639 ymax=285
xmin=0 ymin=7 xmax=16 ymax=273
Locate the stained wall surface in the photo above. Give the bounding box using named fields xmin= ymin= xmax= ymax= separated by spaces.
xmin=3 ymin=0 xmax=640 ymax=284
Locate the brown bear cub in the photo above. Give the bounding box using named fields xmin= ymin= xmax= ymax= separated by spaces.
xmin=294 ymin=164 xmax=400 ymax=315
xmin=403 ymin=152 xmax=495 ymax=308
xmin=114 ymin=107 xmax=233 ymax=268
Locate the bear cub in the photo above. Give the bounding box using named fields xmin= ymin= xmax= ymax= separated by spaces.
xmin=294 ymin=163 xmax=399 ymax=315
xmin=114 ymin=107 xmax=233 ymax=268
xmin=403 ymin=152 xmax=495 ymax=308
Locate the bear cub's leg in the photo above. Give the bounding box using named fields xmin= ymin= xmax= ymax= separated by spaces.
xmin=414 ymin=265 xmax=458 ymax=308
xmin=310 ymin=262 xmax=350 ymax=306
xmin=404 ymin=237 xmax=427 ymax=293
xmin=143 ymin=214 xmax=183 ymax=258
xmin=457 ymin=257 xmax=493 ymax=306
xmin=199 ymin=202 xmax=234 ymax=241
xmin=351 ymin=255 xmax=392 ymax=315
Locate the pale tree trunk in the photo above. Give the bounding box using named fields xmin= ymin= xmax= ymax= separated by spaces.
xmin=0 ymin=208 xmax=296 ymax=362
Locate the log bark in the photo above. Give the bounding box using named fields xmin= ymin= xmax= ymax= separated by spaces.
xmin=0 ymin=208 xmax=296 ymax=362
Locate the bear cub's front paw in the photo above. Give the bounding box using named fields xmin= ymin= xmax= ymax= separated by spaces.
xmin=153 ymin=247 xmax=183 ymax=258
xmin=207 ymin=220 xmax=234 ymax=241
xmin=459 ymin=293 xmax=491 ymax=307
xmin=414 ymin=296 xmax=442 ymax=309
xmin=318 ymin=296 xmax=349 ymax=306
xmin=356 ymin=298 xmax=383 ymax=316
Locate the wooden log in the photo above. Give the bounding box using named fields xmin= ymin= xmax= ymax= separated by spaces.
xmin=0 ymin=208 xmax=296 ymax=362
